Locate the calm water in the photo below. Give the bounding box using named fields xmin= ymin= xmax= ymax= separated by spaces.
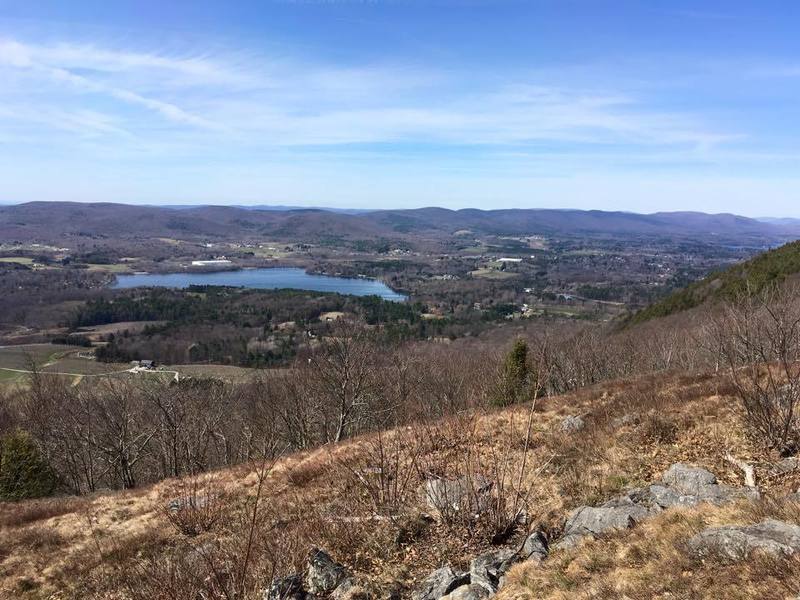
xmin=113 ymin=268 xmax=407 ymax=302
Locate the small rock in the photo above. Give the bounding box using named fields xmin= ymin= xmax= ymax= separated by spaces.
xmin=411 ymin=566 xmax=468 ymax=600
xmin=264 ymin=574 xmax=305 ymax=600
xmin=306 ymin=549 xmax=348 ymax=596
xmin=519 ymin=530 xmax=548 ymax=561
xmin=611 ymin=413 xmax=638 ymax=428
xmin=687 ymin=519 xmax=800 ymax=562
xmin=560 ymin=415 xmax=585 ymax=433
xmin=470 ymin=548 xmax=517 ymax=593
xmin=440 ymin=584 xmax=491 ymax=600
xmin=419 ymin=475 xmax=492 ymax=519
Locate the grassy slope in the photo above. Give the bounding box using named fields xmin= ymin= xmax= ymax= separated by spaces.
xmin=629 ymin=240 xmax=800 ymax=325
xmin=3 ymin=369 xmax=800 ymax=598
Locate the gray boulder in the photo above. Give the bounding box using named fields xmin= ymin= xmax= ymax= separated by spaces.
xmin=306 ymin=549 xmax=349 ymax=596
xmin=419 ymin=475 xmax=492 ymax=519
xmin=411 ymin=566 xmax=468 ymax=600
xmin=440 ymin=584 xmax=491 ymax=600
xmin=655 ymin=463 xmax=755 ymax=507
xmin=555 ymin=496 xmax=651 ymax=549
xmin=470 ymin=548 xmax=517 ymax=593
xmin=661 ymin=464 xmax=718 ymax=495
xmin=687 ymin=519 xmax=800 ymax=562
xmin=519 ymin=530 xmax=548 ymax=561
xmin=560 ymin=415 xmax=585 ymax=433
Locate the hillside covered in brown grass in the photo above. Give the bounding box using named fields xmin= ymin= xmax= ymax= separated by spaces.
xmin=4 ymin=365 xmax=800 ymax=600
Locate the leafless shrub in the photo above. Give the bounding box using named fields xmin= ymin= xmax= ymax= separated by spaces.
xmin=164 ymin=477 xmax=224 ymax=537
xmin=334 ymin=429 xmax=421 ymax=516
xmin=710 ymin=283 xmax=800 ymax=453
xmin=638 ymin=413 xmax=678 ymax=445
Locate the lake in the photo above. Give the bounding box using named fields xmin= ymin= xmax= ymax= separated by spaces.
xmin=112 ymin=268 xmax=407 ymax=302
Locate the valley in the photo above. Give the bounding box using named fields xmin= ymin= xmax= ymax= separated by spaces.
xmin=3 ymin=202 xmax=800 ymax=599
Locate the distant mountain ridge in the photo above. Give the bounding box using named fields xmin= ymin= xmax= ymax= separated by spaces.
xmin=1 ymin=201 xmax=799 ymax=245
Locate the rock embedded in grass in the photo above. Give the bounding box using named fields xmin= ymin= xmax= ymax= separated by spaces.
xmin=264 ymin=574 xmax=305 ymax=600
xmin=687 ymin=519 xmax=800 ymax=562
xmin=305 ymin=548 xmax=350 ymax=596
xmin=652 ymin=463 xmax=758 ymax=507
xmin=411 ymin=566 xmax=469 ymax=600
xmin=559 ymin=415 xmax=585 ymax=433
xmin=470 ymin=548 xmax=518 ymax=593
xmin=418 ymin=475 xmax=493 ymax=519
xmin=555 ymin=497 xmax=651 ymax=549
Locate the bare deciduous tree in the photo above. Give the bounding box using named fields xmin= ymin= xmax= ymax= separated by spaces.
xmin=711 ymin=283 xmax=800 ymax=453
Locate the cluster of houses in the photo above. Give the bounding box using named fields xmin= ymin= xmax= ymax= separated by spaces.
xmin=129 ymin=359 xmax=156 ymax=370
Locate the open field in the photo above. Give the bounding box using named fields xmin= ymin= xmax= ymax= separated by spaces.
xmin=84 ymin=263 xmax=134 ymax=273
xmin=72 ymin=321 xmax=166 ymax=341
xmin=470 ymin=267 xmax=518 ymax=280
xmin=39 ymin=358 xmax=130 ymax=375
xmin=0 ymin=343 xmax=275 ymax=387
xmin=0 ymin=257 xmax=34 ymax=265
xmin=0 ymin=344 xmax=77 ymax=370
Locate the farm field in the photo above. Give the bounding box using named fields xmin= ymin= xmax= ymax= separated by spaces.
xmin=0 ymin=343 xmax=274 ymax=387
xmin=0 ymin=256 xmax=35 ymax=264
xmin=0 ymin=343 xmax=77 ymax=370
xmin=470 ymin=267 xmax=518 ymax=280
xmin=72 ymin=320 xmax=166 ymax=341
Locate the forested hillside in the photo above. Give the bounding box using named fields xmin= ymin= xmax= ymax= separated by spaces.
xmin=629 ymin=239 xmax=800 ymax=324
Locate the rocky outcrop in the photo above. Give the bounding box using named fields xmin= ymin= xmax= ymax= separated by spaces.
xmin=470 ymin=548 xmax=517 ymax=593
xmin=265 ymin=574 xmax=306 ymax=600
xmin=440 ymin=584 xmax=491 ymax=600
xmin=687 ymin=519 xmax=800 ymax=561
xmin=167 ymin=493 xmax=212 ymax=513
xmin=412 ymin=566 xmax=468 ymax=600
xmin=268 ymin=463 xmax=762 ymax=600
xmin=263 ymin=549 xmax=353 ymax=600
xmin=519 ymin=530 xmax=548 ymax=562
xmin=553 ymin=463 xmax=757 ymax=551
xmin=556 ymin=496 xmax=651 ymax=549
xmin=414 ymin=531 xmax=549 ymax=600
xmin=306 ymin=548 xmax=350 ymax=596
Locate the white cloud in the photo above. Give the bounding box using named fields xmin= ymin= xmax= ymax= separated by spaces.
xmin=0 ymin=35 xmax=735 ymax=150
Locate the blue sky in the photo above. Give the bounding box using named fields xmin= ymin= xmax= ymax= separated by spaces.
xmin=1 ymin=1 xmax=800 ymax=215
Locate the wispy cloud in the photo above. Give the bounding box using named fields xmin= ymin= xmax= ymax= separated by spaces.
xmin=0 ymin=35 xmax=733 ymax=154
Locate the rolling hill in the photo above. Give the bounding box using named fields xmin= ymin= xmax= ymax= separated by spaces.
xmin=629 ymin=239 xmax=800 ymax=325
xmin=1 ymin=202 xmax=798 ymax=246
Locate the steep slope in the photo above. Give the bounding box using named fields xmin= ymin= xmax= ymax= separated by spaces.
xmin=629 ymin=239 xmax=800 ymax=325
xmin=3 ymin=370 xmax=799 ymax=599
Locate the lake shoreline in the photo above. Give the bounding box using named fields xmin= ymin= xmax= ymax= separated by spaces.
xmin=111 ymin=267 xmax=408 ymax=302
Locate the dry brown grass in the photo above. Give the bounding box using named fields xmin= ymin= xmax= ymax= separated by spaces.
xmin=499 ymin=499 xmax=800 ymax=600
xmin=1 ymin=369 xmax=798 ymax=598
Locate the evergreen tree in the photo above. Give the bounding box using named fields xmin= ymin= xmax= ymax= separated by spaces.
xmin=0 ymin=430 xmax=57 ymax=501
xmin=495 ymin=338 xmax=530 ymax=406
